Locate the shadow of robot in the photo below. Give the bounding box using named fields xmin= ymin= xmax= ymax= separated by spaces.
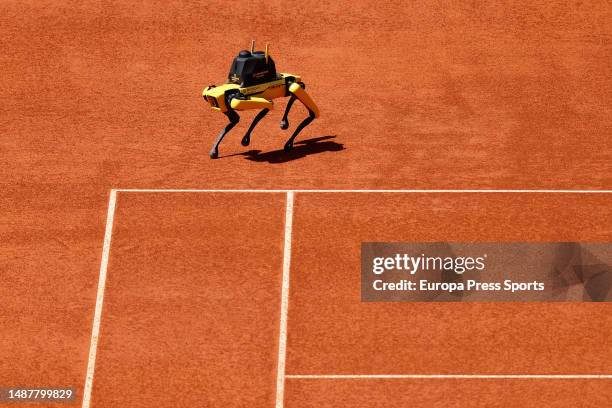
xmin=239 ymin=135 xmax=344 ymax=163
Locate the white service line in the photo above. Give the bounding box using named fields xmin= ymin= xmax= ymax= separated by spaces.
xmin=118 ymin=189 xmax=289 ymax=193
xmin=276 ymin=191 xmax=295 ymax=408
xmin=116 ymin=189 xmax=612 ymax=194
xmin=82 ymin=189 xmax=118 ymax=408
xmin=285 ymin=374 xmax=612 ymax=379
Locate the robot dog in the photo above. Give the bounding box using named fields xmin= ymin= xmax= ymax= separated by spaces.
xmin=202 ymin=41 xmax=320 ymax=159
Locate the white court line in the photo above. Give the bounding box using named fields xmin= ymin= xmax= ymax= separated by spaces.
xmin=82 ymin=189 xmax=118 ymax=408
xmin=286 ymin=374 xmax=612 ymax=379
xmin=84 ymin=188 xmax=612 ymax=408
xmin=117 ymin=189 xmax=612 ymax=194
xmin=276 ymin=191 xmax=294 ymax=408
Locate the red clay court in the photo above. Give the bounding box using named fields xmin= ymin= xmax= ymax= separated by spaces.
xmin=2 ymin=1 xmax=612 ymax=407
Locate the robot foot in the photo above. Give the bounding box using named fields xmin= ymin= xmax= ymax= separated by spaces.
xmin=209 ymin=148 xmax=219 ymax=159
xmin=241 ymin=135 xmax=250 ymax=146
xmin=280 ymin=120 xmax=289 ymax=130
xmin=283 ymin=140 xmax=293 ymax=152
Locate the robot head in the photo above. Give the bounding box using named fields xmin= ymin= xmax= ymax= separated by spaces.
xmin=227 ymin=42 xmax=278 ymax=87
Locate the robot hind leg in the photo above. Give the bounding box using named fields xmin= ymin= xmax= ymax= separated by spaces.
xmin=210 ymin=110 xmax=240 ymax=159
xmin=283 ymin=82 xmax=319 ymax=152
xmin=241 ymin=108 xmax=269 ymax=147
xmin=280 ymin=95 xmax=296 ymax=130
xmin=284 ymin=110 xmax=316 ymax=152
xmin=280 ymin=82 xmax=306 ymax=130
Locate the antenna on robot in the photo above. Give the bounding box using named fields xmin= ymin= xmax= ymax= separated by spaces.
xmin=250 ymin=40 xmax=255 ymax=53
xmin=265 ymin=43 xmax=269 ymax=63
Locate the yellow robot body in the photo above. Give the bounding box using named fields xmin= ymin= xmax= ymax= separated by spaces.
xmin=203 ymin=73 xmax=313 ymax=113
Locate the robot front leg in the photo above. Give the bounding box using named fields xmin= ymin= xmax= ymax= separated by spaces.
xmin=241 ymin=108 xmax=269 ymax=147
xmin=210 ymin=110 xmax=240 ymax=159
